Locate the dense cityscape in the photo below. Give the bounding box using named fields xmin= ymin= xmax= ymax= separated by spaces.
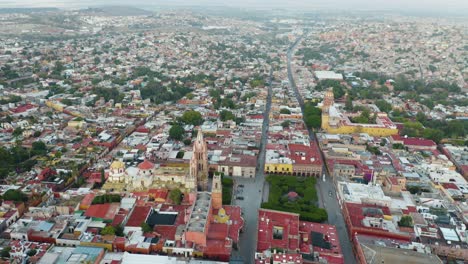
xmin=0 ymin=4 xmax=467 ymax=264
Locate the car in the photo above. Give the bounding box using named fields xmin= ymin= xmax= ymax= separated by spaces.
xmin=328 ymin=191 xmax=333 ymax=197
xmin=238 ymin=184 xmax=244 ymax=188
xmin=236 ymin=196 xmax=244 ymax=200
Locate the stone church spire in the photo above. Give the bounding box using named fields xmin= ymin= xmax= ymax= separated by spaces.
xmin=190 ymin=130 xmax=209 ymax=191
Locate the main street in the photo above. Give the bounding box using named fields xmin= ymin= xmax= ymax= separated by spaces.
xmin=287 ymin=34 xmax=357 ymax=264
xmin=232 ymin=68 xmax=273 ymax=263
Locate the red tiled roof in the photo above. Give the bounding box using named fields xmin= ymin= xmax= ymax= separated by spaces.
xmin=391 ymin=135 xmax=436 ymax=147
xmin=155 ymin=225 xmax=177 ymax=240
xmin=223 ymin=206 xmax=244 ymax=243
xmin=126 ymin=206 xmax=152 ymax=227
xmin=207 ymin=223 xmax=229 ymax=240
xmin=257 ymin=209 xmax=300 ymax=252
xmin=11 ymin=104 xmax=36 ymax=113
xmin=135 ymin=126 xmax=150 ymax=133
xmin=248 ymin=115 xmax=264 ymax=119
xmin=112 ymin=214 xmax=126 ymax=227
xmin=204 ymin=239 xmax=231 ymax=257
xmin=84 ymin=203 xmax=120 ymax=220
xmin=138 ymin=160 xmax=154 ymax=170
xmin=441 ymin=182 xmax=459 ymax=190
xmin=148 ymin=189 xmax=168 ymax=201
xmin=80 ymin=193 xmax=96 ymax=208
xmin=288 ymin=143 xmax=322 ymax=165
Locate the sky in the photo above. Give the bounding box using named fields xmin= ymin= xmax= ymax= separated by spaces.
xmin=0 ymin=0 xmax=467 ymax=15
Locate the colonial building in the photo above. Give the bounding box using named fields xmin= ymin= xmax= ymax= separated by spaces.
xmin=104 ymin=130 xmax=209 ymax=192
xmin=321 ymin=90 xmax=398 ymax=137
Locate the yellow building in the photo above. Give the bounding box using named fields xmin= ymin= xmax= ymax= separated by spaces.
xmin=264 ymin=162 xmax=293 ymax=174
xmin=67 ymin=119 xmax=86 ymax=129
xmin=321 ymin=91 xmax=398 ymax=137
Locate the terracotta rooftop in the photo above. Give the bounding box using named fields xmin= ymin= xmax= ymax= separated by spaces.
xmin=138 ymin=160 xmax=155 ymax=170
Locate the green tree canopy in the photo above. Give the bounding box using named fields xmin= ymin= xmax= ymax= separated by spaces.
xmin=169 ymin=124 xmax=185 ymax=141
xmin=2 ymin=189 xmax=28 ymax=202
xmin=26 ymin=249 xmax=37 ymax=257
xmin=0 ymin=246 xmax=11 ymax=259
xmin=181 ymin=110 xmax=203 ymax=126
xmin=219 ymin=110 xmax=235 ymax=121
xmin=31 ymin=141 xmax=47 ymax=157
xmin=398 ymin=215 xmax=413 ymax=227
xmin=100 ymin=225 xmax=116 ymax=236
xmin=141 ymin=222 xmax=152 ymax=233
xmin=169 ymin=188 xmax=183 ymax=205
xmin=375 ymin=100 xmax=392 ymax=113
xmin=303 ymin=103 xmax=322 ymax=129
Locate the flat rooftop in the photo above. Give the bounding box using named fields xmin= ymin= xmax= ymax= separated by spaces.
xmin=361 ymin=243 xmax=442 ymax=264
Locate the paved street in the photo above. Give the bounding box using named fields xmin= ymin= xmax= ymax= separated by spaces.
xmin=287 ymin=35 xmax=357 ymax=264
xmin=232 ymin=68 xmax=273 ymax=263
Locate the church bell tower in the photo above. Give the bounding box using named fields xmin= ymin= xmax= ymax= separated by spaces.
xmin=190 ymin=130 xmax=209 ymax=191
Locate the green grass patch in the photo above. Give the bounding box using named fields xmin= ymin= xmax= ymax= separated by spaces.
xmin=262 ymin=175 xmax=327 ymax=222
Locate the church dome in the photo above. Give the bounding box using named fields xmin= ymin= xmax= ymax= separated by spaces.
xmin=110 ymin=160 xmax=125 ymax=170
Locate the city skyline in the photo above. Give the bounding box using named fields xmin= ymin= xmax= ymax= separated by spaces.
xmin=1 ymin=0 xmax=468 ymax=15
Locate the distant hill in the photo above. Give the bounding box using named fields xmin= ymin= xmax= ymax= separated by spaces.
xmin=79 ymin=6 xmax=152 ymax=16
xmin=0 ymin=8 xmax=59 ymax=14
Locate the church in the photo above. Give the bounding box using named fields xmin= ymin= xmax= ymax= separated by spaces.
xmin=104 ymin=130 xmax=210 ymax=192
xmin=321 ymin=90 xmax=399 ymax=137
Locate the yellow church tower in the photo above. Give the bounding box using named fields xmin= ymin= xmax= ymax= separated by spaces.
xmin=321 ymin=89 xmax=334 ymax=130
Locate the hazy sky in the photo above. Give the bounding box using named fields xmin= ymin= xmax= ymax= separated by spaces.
xmin=1 ymin=0 xmax=467 ymax=15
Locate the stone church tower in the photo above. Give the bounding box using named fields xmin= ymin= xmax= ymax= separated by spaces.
xmin=211 ymin=174 xmax=222 ymax=210
xmin=190 ymin=130 xmax=208 ymax=191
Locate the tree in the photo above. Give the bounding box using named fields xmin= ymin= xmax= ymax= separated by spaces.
xmin=169 ymin=124 xmax=185 ymax=141
xmin=12 ymin=127 xmax=23 ymax=137
xmin=281 ymin=120 xmax=290 ymax=128
xmin=2 ymin=189 xmax=28 ymax=202
xmin=375 ymin=100 xmax=392 ymax=113
xmin=416 ymin=112 xmax=426 ymax=123
xmin=33 ymin=131 xmax=41 ymax=137
xmin=398 ymin=215 xmax=413 ymax=227
xmin=31 ymin=141 xmax=47 ymax=157
xmin=344 ymin=97 xmax=353 ymax=111
xmin=115 ymin=225 xmax=124 ymax=237
xmin=219 ymin=110 xmax=235 ymax=121
xmin=61 ymin=98 xmax=73 ymax=106
xmin=100 ymin=225 xmax=116 ymax=236
xmin=181 ymin=110 xmax=203 ymax=126
xmin=26 ymin=249 xmax=37 ymax=257
xmin=422 ymin=128 xmax=443 ymax=143
xmin=280 ymin=108 xmax=291 ymax=114
xmin=169 ymin=188 xmax=183 ymax=205
xmin=0 ymin=246 xmax=10 ymax=259
xmin=303 ymin=103 xmax=322 ymax=129
xmin=141 ymin=222 xmax=152 ymax=233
